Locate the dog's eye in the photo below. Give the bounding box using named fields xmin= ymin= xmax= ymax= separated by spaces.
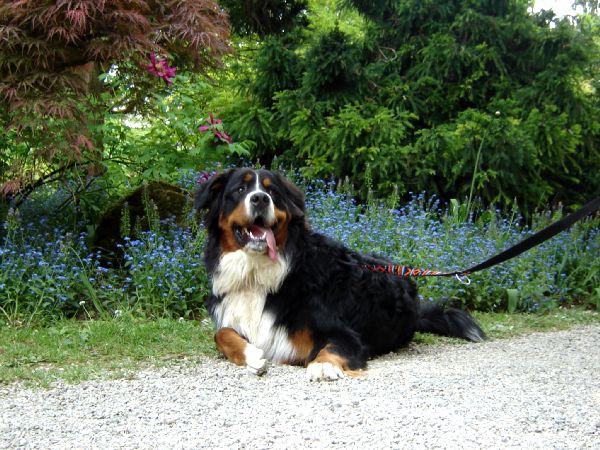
xmin=237 ymin=186 xmax=246 ymax=194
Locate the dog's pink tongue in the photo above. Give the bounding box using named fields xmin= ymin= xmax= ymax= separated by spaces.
xmin=251 ymin=225 xmax=278 ymax=262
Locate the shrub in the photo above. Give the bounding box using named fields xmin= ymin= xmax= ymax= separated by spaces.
xmin=225 ymin=1 xmax=600 ymax=213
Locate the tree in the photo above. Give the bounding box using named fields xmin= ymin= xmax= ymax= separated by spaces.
xmin=226 ymin=0 xmax=600 ymax=213
xmin=0 ymin=0 xmax=231 ymax=202
xmin=218 ymin=0 xmax=308 ymax=36
xmin=573 ymin=0 xmax=599 ymax=14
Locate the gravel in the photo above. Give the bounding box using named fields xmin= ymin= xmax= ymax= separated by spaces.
xmin=1 ymin=326 xmax=599 ymax=449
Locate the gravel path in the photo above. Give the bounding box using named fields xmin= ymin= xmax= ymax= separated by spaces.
xmin=1 ymin=326 xmax=599 ymax=449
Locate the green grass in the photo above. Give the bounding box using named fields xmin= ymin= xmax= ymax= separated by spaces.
xmin=1 ymin=309 xmax=599 ymax=387
xmin=0 ymin=315 xmax=217 ymax=388
xmin=413 ymin=308 xmax=600 ymax=344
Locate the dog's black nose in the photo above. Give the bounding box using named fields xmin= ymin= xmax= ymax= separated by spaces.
xmin=250 ymin=192 xmax=270 ymax=206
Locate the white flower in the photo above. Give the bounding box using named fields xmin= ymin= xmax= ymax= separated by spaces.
xmin=79 ymin=301 xmax=86 ymax=306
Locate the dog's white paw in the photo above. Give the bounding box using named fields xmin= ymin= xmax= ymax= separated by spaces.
xmin=244 ymin=344 xmax=268 ymax=376
xmin=306 ymin=362 xmax=345 ymax=382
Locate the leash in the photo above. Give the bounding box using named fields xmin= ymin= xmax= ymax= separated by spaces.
xmin=364 ymin=196 xmax=600 ymax=283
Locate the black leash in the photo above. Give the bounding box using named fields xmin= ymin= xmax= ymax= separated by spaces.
xmin=364 ymin=196 xmax=600 ymax=282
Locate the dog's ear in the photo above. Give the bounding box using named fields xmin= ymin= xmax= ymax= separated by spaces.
xmin=275 ymin=173 xmax=305 ymax=219
xmin=194 ymin=170 xmax=232 ymax=211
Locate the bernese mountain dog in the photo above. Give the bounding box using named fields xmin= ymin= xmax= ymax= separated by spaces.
xmin=195 ymin=168 xmax=485 ymax=381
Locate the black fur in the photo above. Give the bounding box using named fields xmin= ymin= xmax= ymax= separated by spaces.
xmin=197 ymin=168 xmax=485 ymax=371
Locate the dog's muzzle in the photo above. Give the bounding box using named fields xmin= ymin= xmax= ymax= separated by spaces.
xmin=246 ymin=191 xmax=275 ymax=224
xmin=249 ymin=192 xmax=271 ymax=215
xmin=239 ymin=191 xmax=278 ymax=261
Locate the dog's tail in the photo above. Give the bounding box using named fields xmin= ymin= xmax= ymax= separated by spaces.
xmin=417 ymin=303 xmax=486 ymax=342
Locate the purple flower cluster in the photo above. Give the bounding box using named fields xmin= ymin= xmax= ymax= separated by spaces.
xmin=196 ymin=171 xmax=218 ymax=185
xmin=177 ymin=168 xmax=221 ymax=190
xmin=0 ymin=215 xmax=208 ymax=322
xmin=120 ymin=222 xmax=208 ymax=316
xmin=0 ymin=221 xmax=98 ymax=318
xmin=1 ymin=179 xmax=598 ymax=323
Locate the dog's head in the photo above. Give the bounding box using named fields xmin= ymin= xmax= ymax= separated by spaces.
xmin=195 ymin=168 xmax=305 ymax=261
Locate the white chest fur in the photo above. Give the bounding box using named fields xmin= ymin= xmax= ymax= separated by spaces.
xmin=211 ymin=250 xmax=296 ymax=363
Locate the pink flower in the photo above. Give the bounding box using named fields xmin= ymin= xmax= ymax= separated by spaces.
xmin=197 ymin=171 xmax=218 ymax=184
xmin=199 ymin=112 xmax=233 ymax=144
xmin=144 ymin=53 xmax=177 ymax=85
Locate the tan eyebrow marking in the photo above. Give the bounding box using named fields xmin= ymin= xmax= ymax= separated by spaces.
xmin=262 ymin=178 xmax=272 ymax=188
xmin=243 ymin=172 xmax=253 ymax=183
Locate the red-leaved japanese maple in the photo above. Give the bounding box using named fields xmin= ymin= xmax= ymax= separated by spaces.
xmin=0 ymin=0 xmax=231 ymax=200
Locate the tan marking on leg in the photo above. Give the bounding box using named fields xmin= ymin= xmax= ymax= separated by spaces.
xmin=312 ymin=345 xmax=367 ymax=377
xmin=289 ymin=328 xmax=314 ymax=365
xmin=313 ymin=345 xmax=349 ymax=370
xmin=214 ymin=327 xmax=248 ymax=366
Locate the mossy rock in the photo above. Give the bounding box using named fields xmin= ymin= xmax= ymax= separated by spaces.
xmin=92 ymin=181 xmax=191 ymax=262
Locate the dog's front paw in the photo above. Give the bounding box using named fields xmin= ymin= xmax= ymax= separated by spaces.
xmin=244 ymin=344 xmax=268 ymax=376
xmin=306 ymin=361 xmax=345 ymax=382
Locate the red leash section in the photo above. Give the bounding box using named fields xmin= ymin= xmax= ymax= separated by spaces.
xmin=364 ymin=264 xmax=446 ymax=277
xmin=364 ymin=196 xmax=600 ymax=282
xmin=363 ymin=263 xmax=472 ymax=284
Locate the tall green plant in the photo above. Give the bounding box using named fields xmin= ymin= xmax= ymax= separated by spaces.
xmin=224 ymin=0 xmax=600 ymax=213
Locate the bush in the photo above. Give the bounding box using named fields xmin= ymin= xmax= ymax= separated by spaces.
xmin=226 ymin=1 xmax=600 ymax=213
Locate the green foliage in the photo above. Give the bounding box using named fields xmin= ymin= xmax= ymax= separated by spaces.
xmin=226 ymin=0 xmax=600 ymax=213
xmin=219 ymin=0 xmax=309 ymax=36
xmin=289 ymin=102 xmax=417 ymax=196
xmin=251 ymin=37 xmax=303 ymax=106
xmin=228 ymin=103 xmax=278 ymax=159
xmin=307 ymin=0 xmax=367 ymax=38
xmin=3 ymin=0 xmax=599 ymax=223
xmin=301 ymin=28 xmax=363 ymax=95
xmin=3 ymin=71 xmax=248 ymax=226
xmin=102 ymin=72 xmax=250 ymax=190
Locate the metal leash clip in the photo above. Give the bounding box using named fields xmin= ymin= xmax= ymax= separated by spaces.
xmin=455 ymin=273 xmax=471 ymax=285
